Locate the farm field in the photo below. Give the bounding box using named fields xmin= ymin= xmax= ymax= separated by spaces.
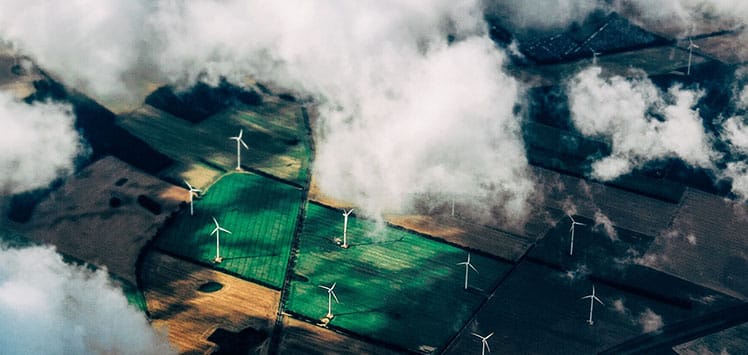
xmin=277 ymin=317 xmax=403 ymax=355
xmin=528 ymin=214 xmax=739 ymax=311
xmin=140 ymin=251 xmax=279 ymax=354
xmin=445 ymin=261 xmax=700 ymax=355
xmin=116 ymin=91 xmax=312 ymax=187
xmin=154 ymin=172 xmax=302 ymax=289
xmin=642 ymin=188 xmax=748 ymax=300
xmin=285 ymin=202 xmax=513 ymax=353
xmin=673 ymin=322 xmax=748 ymax=355
xmin=7 ymin=156 xmax=185 ymax=285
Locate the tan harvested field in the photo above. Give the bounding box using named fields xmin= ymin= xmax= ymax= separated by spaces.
xmin=673 ymin=322 xmax=748 ymax=355
xmin=386 ymin=214 xmax=533 ymax=262
xmin=277 ymin=316 xmax=403 ymax=355
xmin=141 ymin=251 xmax=280 ymax=354
xmin=642 ymin=188 xmax=748 ymax=300
xmin=8 ymin=156 xmax=184 ymax=284
xmin=689 ymin=33 xmax=748 ymax=65
xmin=0 ymin=51 xmax=44 ymax=99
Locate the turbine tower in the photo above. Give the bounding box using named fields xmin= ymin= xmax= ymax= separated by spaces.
xmin=229 ymin=129 xmax=249 ymax=170
xmin=687 ymin=38 xmax=699 ymax=76
xmin=210 ymin=216 xmax=232 ymax=263
xmin=568 ymin=215 xmax=586 ymax=256
xmin=319 ymin=282 xmax=340 ymax=319
xmin=341 ymin=209 xmax=354 ymax=248
xmin=457 ymin=253 xmax=478 ymax=290
xmin=580 ymin=285 xmax=604 ymax=325
xmin=183 ymin=180 xmax=201 ymax=216
xmin=471 ymin=331 xmax=494 ymax=355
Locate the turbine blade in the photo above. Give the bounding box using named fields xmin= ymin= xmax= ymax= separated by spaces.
xmin=471 ymin=332 xmax=481 ymax=339
xmin=318 ymin=285 xmax=330 ymax=291
xmin=331 ymin=282 xmax=336 ymax=290
xmin=238 ymin=129 xmax=243 ymax=139
xmin=184 ymin=180 xmax=192 ymax=189
xmin=569 ymin=215 xmax=575 ymax=223
xmin=220 ymin=227 xmax=232 ymax=234
xmin=212 ymin=217 xmax=219 ymax=226
xmin=485 ymin=341 xmax=491 ymax=352
xmin=468 ymin=263 xmax=478 ymax=273
xmin=594 ymin=296 xmax=604 ymax=305
xmin=211 ymin=227 xmax=218 ymax=236
xmin=457 ymin=262 xmax=467 ymax=266
xmin=486 ymin=332 xmax=494 ymax=339
xmin=241 ymin=139 xmax=248 ymax=149
xmin=331 ymin=290 xmax=339 ymax=303
xmin=581 ymin=295 xmax=593 ymax=300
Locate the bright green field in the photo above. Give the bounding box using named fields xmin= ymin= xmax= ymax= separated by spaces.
xmin=154 ymin=172 xmax=303 ymax=288
xmin=285 ymin=202 xmax=513 ymax=352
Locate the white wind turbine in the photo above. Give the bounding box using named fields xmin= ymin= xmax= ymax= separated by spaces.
xmin=457 ymin=253 xmax=478 ymax=290
xmin=687 ymin=38 xmax=700 ymax=76
xmin=568 ymin=215 xmax=586 ymax=256
xmin=590 ymin=48 xmax=601 ymax=65
xmin=341 ymin=209 xmax=354 ymax=248
xmin=210 ymin=217 xmax=232 ymax=263
xmin=319 ymin=282 xmax=340 ymax=319
xmin=580 ymin=285 xmax=604 ymax=325
xmin=183 ymin=180 xmax=201 ymax=216
xmin=471 ymin=331 xmax=494 ymax=355
xmin=229 ymin=129 xmax=249 ymax=170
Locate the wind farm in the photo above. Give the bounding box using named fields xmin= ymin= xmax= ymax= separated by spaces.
xmin=1 ymin=3 xmax=747 ymax=355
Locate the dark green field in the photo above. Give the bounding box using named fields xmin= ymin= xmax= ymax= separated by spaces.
xmin=154 ymin=172 xmax=303 ymax=288
xmin=285 ymin=202 xmax=513 ymax=353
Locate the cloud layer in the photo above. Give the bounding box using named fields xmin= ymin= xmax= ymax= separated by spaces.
xmin=0 ymin=245 xmax=173 ymax=354
xmin=0 ymin=91 xmax=84 ymax=194
xmin=567 ymin=67 xmax=716 ymax=181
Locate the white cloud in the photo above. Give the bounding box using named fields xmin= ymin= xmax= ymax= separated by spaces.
xmin=0 ymin=245 xmax=174 ymax=355
xmin=593 ymin=210 xmax=618 ymax=240
xmin=0 ymin=91 xmax=84 ymax=194
xmin=567 ymin=67 xmax=716 ymax=181
xmin=638 ymin=308 xmax=664 ymax=333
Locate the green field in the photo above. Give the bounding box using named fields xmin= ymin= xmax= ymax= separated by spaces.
xmin=154 ymin=172 xmax=303 ymax=288
xmin=285 ymin=202 xmax=513 ymax=353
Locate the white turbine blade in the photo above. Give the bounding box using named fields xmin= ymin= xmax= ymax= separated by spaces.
xmin=471 ymin=332 xmax=482 ymax=339
xmin=331 ymin=282 xmax=336 ymax=290
xmin=331 ymin=290 xmax=340 ymax=303
xmin=238 ymin=129 xmax=243 ymax=139
xmin=485 ymin=332 xmax=494 ymax=339
xmin=457 ymin=261 xmax=468 ymax=266
xmin=468 ymin=263 xmax=478 ymax=273
xmin=193 ymin=188 xmax=202 ymax=193
xmin=485 ymin=340 xmax=491 ymax=352
xmin=240 ymin=139 xmax=248 ymax=149
xmin=594 ymin=296 xmax=604 ymax=305
xmin=575 ymin=222 xmax=586 ymax=226
xmin=184 ymin=180 xmax=193 ymax=190
xmin=211 ymin=227 xmax=219 ymax=236
xmin=581 ymin=295 xmax=593 ymax=300
xmin=212 ymin=217 xmax=219 ymax=227
xmin=569 ymin=215 xmax=576 ymax=223
xmin=219 ymin=227 xmax=232 ymax=234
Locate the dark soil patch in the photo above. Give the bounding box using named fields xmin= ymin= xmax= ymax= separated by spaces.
xmin=208 ymin=327 xmax=268 ymax=355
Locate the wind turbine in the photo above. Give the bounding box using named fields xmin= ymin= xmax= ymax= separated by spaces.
xmin=590 ymin=48 xmax=601 ymax=65
xmin=210 ymin=217 xmax=232 ymax=263
xmin=580 ymin=285 xmax=604 ymax=325
xmin=341 ymin=209 xmax=354 ymax=248
xmin=568 ymin=215 xmax=586 ymax=256
xmin=229 ymin=129 xmax=249 ymax=170
xmin=687 ymin=38 xmax=700 ymax=76
xmin=319 ymin=282 xmax=340 ymax=319
xmin=471 ymin=331 xmax=494 ymax=355
xmin=183 ymin=180 xmax=201 ymax=216
xmin=457 ymin=253 xmax=478 ymax=290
